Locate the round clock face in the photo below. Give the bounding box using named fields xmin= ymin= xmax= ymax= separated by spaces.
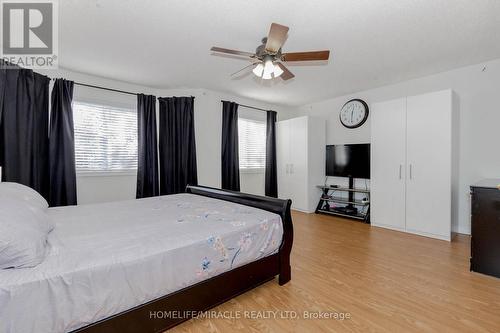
xmin=340 ymin=99 xmax=369 ymax=128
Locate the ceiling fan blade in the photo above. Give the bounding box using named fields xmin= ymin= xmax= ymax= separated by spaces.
xmin=282 ymin=50 xmax=330 ymax=62
xmin=210 ymin=47 xmax=255 ymax=58
xmin=277 ymin=63 xmax=295 ymax=80
xmin=230 ymin=62 xmax=258 ymax=76
xmin=265 ymin=23 xmax=289 ymax=53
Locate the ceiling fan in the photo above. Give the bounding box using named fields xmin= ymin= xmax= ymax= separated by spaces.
xmin=210 ymin=23 xmax=330 ymax=81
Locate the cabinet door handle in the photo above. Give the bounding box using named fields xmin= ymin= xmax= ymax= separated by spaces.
xmin=409 ymin=164 xmax=413 ymax=180
xmin=399 ymin=165 xmax=402 ymax=179
xmin=286 ymin=164 xmax=289 ymax=174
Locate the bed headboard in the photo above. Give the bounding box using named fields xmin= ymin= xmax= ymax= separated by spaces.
xmin=185 ymin=185 xmax=293 ymax=285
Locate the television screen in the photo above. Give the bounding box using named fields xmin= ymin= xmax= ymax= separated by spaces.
xmin=326 ymin=144 xmax=370 ymax=179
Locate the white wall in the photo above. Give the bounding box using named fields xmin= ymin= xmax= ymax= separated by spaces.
xmin=296 ymin=58 xmax=500 ymax=235
xmin=40 ymin=68 xmax=298 ymax=204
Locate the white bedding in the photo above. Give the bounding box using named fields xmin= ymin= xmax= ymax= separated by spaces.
xmin=0 ymin=193 xmax=283 ymax=333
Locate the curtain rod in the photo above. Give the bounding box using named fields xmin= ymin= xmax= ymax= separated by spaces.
xmin=74 ymin=82 xmax=138 ymax=96
xmin=51 ymin=78 xmax=138 ymax=96
xmin=221 ymin=100 xmax=272 ymax=113
xmin=51 ymin=79 xmax=196 ymax=99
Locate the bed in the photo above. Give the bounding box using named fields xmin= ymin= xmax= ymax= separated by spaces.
xmin=0 ymin=185 xmax=293 ymax=333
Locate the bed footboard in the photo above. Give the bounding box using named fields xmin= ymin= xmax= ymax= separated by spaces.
xmin=185 ymin=185 xmax=294 ymax=285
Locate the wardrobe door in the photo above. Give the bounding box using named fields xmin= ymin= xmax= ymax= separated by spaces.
xmin=288 ymin=117 xmax=308 ymax=211
xmin=276 ymin=120 xmax=290 ymax=200
xmin=370 ymin=98 xmax=407 ymax=231
xmin=406 ymin=90 xmax=452 ymax=240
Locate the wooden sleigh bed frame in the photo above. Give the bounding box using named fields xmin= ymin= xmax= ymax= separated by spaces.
xmin=73 ymin=185 xmax=293 ymax=333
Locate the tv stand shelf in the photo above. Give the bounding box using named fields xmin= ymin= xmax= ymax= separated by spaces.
xmin=321 ymin=197 xmax=370 ymax=206
xmin=316 ymin=185 xmax=370 ymax=193
xmin=315 ymin=185 xmax=370 ymax=223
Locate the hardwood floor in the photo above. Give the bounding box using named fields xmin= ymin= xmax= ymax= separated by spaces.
xmin=169 ymin=211 xmax=500 ymax=332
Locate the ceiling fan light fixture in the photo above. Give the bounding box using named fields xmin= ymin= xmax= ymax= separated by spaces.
xmin=253 ymin=59 xmax=275 ymax=79
xmin=254 ymin=58 xmax=283 ymax=80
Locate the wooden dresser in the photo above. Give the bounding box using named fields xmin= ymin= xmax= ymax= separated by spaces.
xmin=470 ymin=179 xmax=500 ymax=278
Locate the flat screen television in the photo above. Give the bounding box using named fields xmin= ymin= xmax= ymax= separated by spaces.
xmin=326 ymin=144 xmax=370 ymax=179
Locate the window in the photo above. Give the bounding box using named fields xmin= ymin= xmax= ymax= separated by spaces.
xmin=73 ymin=102 xmax=137 ymax=173
xmin=238 ymin=117 xmax=266 ymax=170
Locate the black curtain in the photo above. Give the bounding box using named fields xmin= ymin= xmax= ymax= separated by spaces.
xmin=0 ymin=61 xmax=50 ymax=200
xmin=158 ymin=96 xmax=197 ymax=195
xmin=48 ymin=79 xmax=77 ymax=207
xmin=265 ymin=111 xmax=278 ymax=197
xmin=221 ymin=101 xmax=240 ymax=191
xmin=136 ymin=94 xmax=159 ymax=198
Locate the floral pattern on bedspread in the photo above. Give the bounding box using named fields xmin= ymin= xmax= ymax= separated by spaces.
xmin=193 ymin=217 xmax=281 ymax=280
xmin=153 ymin=195 xmax=283 ymax=284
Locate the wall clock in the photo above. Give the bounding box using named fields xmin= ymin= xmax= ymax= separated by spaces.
xmin=339 ymin=99 xmax=369 ymax=129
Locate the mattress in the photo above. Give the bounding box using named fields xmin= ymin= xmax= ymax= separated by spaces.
xmin=0 ymin=193 xmax=283 ymax=333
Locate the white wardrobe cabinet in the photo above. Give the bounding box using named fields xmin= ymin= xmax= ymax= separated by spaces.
xmin=371 ymin=90 xmax=454 ymax=241
xmin=277 ymin=116 xmax=325 ymax=212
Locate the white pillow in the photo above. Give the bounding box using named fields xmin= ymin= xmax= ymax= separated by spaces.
xmin=0 ymin=197 xmax=51 ymax=269
xmin=0 ymin=182 xmax=53 ymax=232
xmin=0 ymin=182 xmax=49 ymax=211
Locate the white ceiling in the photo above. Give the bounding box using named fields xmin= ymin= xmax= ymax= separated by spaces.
xmin=59 ymin=0 xmax=500 ymax=106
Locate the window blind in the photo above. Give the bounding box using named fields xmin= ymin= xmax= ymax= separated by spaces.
xmin=73 ymin=102 xmax=138 ymax=172
xmin=238 ymin=117 xmax=266 ymax=169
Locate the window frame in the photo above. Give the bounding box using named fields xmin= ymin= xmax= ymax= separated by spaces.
xmin=72 ymin=101 xmax=138 ymax=175
xmin=238 ymin=113 xmax=267 ymax=174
